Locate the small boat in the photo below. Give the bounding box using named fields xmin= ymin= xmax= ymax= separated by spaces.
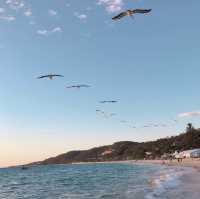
xmin=21 ymin=166 xmax=29 ymax=170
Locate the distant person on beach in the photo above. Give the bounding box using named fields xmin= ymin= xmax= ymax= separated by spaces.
xmin=162 ymin=160 xmax=166 ymax=165
xmin=177 ymin=158 xmax=183 ymax=163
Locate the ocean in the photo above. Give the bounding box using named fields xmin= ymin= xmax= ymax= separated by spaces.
xmin=0 ymin=163 xmax=199 ymax=199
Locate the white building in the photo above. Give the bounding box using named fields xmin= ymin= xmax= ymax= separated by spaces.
xmin=179 ymin=149 xmax=200 ymax=158
xmin=173 ymin=151 xmax=182 ymax=159
xmin=191 ymin=149 xmax=200 ymax=158
xmin=101 ymin=149 xmax=114 ymax=156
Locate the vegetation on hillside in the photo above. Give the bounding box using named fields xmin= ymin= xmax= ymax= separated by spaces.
xmin=33 ymin=124 xmax=200 ymax=165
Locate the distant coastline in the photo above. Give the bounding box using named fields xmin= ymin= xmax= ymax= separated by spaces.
xmin=28 ymin=124 xmax=200 ymax=167
xmin=70 ymin=159 xmax=200 ymax=172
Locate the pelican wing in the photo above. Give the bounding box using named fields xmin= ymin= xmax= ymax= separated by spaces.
xmin=37 ymin=74 xmax=64 ymax=79
xmin=66 ymin=84 xmax=90 ymax=89
xmin=112 ymin=12 xmax=127 ymax=20
xmin=100 ymin=100 xmax=117 ymax=103
xmin=133 ymin=9 xmax=152 ymax=14
xmin=52 ymin=74 xmax=64 ymax=77
xmin=76 ymin=84 xmax=90 ymax=88
xmin=66 ymin=86 xmax=75 ymax=89
xmin=79 ymin=84 xmax=90 ymax=87
xmin=36 ymin=75 xmax=49 ymax=79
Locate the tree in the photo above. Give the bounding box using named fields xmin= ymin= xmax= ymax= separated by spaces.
xmin=186 ymin=123 xmax=194 ymax=133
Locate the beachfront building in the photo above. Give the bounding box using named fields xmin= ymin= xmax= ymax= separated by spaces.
xmin=161 ymin=153 xmax=172 ymax=160
xmin=190 ymin=149 xmax=200 ymax=158
xmin=145 ymin=152 xmax=153 ymax=160
xmin=179 ymin=149 xmax=200 ymax=158
xmin=173 ymin=151 xmax=180 ymax=159
xmin=101 ymin=149 xmax=114 ymax=156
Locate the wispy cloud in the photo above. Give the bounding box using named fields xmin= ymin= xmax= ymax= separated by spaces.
xmin=24 ymin=9 xmax=32 ymax=17
xmin=0 ymin=15 xmax=15 ymax=21
xmin=97 ymin=0 xmax=124 ymax=13
xmin=29 ymin=20 xmax=36 ymax=25
xmin=48 ymin=9 xmax=57 ymax=16
xmin=5 ymin=0 xmax=31 ymax=22
xmin=66 ymin=3 xmax=70 ymax=7
xmin=74 ymin=12 xmax=87 ymax=21
xmin=51 ymin=27 xmax=62 ymax=33
xmin=78 ymin=14 xmax=87 ymax=20
xmin=0 ymin=8 xmax=5 ymax=13
xmin=178 ymin=111 xmax=200 ymax=118
xmin=86 ymin=7 xmax=92 ymax=11
xmin=6 ymin=0 xmax=24 ymax=10
xmin=37 ymin=30 xmax=48 ymax=36
xmin=37 ymin=27 xmax=62 ymax=36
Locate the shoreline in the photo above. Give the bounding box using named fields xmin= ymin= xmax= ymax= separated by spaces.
xmin=4 ymin=158 xmax=200 ymax=171
xmin=73 ymin=159 xmax=200 ymax=198
xmin=73 ymin=158 xmax=200 ymax=166
xmin=134 ymin=159 xmax=200 ymax=198
xmin=133 ymin=158 xmax=200 ymax=171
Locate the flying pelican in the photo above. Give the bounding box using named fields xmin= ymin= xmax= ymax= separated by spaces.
xmin=66 ymin=84 xmax=91 ymax=89
xmin=96 ymin=109 xmax=107 ymax=117
xmin=112 ymin=9 xmax=152 ymax=21
xmin=99 ymin=100 xmax=118 ymax=104
xmin=96 ymin=109 xmax=103 ymax=113
xmin=96 ymin=110 xmax=116 ymax=118
xmin=161 ymin=124 xmax=167 ymax=127
xmin=96 ymin=109 xmax=105 ymax=114
xmin=109 ymin=113 xmax=117 ymax=117
xmin=36 ymin=73 xmax=64 ymax=80
xmin=120 ymin=120 xmax=128 ymax=124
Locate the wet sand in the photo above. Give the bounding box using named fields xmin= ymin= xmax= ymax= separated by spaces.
xmin=73 ymin=158 xmax=200 ymax=172
xmin=134 ymin=159 xmax=200 ymax=198
xmin=134 ymin=158 xmax=200 ymax=171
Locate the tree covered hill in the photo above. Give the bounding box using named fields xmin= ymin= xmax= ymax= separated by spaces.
xmin=32 ymin=124 xmax=200 ymax=165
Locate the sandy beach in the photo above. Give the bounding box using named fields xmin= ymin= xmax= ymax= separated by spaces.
xmin=73 ymin=158 xmax=200 ymax=171
xmin=132 ymin=159 xmax=200 ymax=199
xmin=134 ymin=158 xmax=200 ymax=171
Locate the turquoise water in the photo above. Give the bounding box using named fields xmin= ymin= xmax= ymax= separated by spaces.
xmin=0 ymin=163 xmax=194 ymax=199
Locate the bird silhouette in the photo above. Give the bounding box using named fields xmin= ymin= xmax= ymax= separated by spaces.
xmin=99 ymin=100 xmax=118 ymax=104
xmin=112 ymin=9 xmax=151 ymax=21
xmin=36 ymin=73 xmax=64 ymax=80
xmin=66 ymin=84 xmax=91 ymax=89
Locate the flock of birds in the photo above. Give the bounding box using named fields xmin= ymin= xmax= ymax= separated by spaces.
xmin=35 ymin=8 xmax=181 ymax=130
xmin=36 ymin=71 xmax=179 ymax=130
xmin=37 ymin=74 xmax=91 ymax=89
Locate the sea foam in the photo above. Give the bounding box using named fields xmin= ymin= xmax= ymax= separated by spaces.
xmin=146 ymin=166 xmax=190 ymax=199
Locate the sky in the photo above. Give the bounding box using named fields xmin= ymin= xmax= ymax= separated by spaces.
xmin=0 ymin=0 xmax=200 ymax=167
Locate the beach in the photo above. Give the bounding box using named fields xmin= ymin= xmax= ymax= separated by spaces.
xmin=73 ymin=158 xmax=200 ymax=171
xmin=134 ymin=158 xmax=200 ymax=171
xmin=134 ymin=158 xmax=200 ymax=198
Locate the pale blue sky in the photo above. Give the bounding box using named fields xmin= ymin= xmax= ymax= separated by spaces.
xmin=0 ymin=0 xmax=200 ymax=167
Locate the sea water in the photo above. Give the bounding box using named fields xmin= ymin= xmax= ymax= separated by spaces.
xmin=0 ymin=163 xmax=198 ymax=199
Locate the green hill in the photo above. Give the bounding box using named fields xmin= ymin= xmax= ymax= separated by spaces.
xmin=32 ymin=124 xmax=200 ymax=165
